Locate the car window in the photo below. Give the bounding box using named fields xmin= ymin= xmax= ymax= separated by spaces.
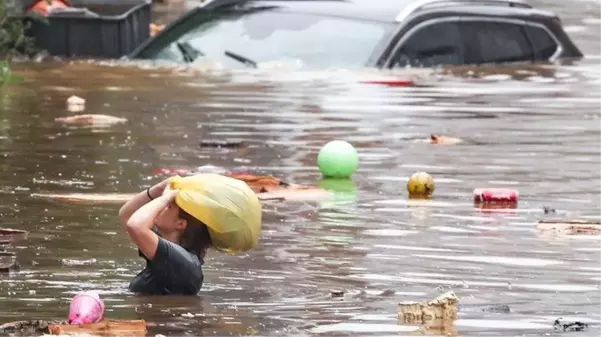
xmin=143 ymin=9 xmax=394 ymax=68
xmin=392 ymin=22 xmax=463 ymax=68
xmin=524 ymin=25 xmax=559 ymax=60
xmin=459 ymin=21 xmax=534 ymax=64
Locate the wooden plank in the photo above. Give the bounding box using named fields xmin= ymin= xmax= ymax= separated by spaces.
xmin=257 ymin=188 xmax=332 ymax=201
xmin=30 ymin=172 xmax=336 ymax=203
xmin=537 ymin=220 xmax=601 ymax=235
xmin=30 ymin=193 xmax=135 ymax=204
xmin=31 ymin=187 xmax=333 ymax=203
xmin=47 ymin=319 xmax=147 ymax=337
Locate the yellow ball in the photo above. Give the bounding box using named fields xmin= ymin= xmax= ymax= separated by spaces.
xmin=407 ymin=172 xmax=435 ymax=198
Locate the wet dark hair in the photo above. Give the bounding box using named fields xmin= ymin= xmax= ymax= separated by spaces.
xmin=178 ymin=208 xmax=212 ymax=260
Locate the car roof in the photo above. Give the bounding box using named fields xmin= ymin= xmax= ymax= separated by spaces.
xmin=198 ymin=0 xmax=554 ymax=23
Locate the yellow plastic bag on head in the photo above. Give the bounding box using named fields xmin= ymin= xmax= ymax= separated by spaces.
xmin=169 ymin=173 xmax=262 ymax=254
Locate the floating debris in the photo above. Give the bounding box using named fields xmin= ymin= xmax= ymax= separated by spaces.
xmin=0 ymin=320 xmax=66 ymax=335
xmin=458 ymin=304 xmax=511 ymax=313
xmin=55 ymin=114 xmax=127 ymax=126
xmin=554 ymin=317 xmax=588 ymax=332
xmin=429 ymin=134 xmax=463 ymax=145
xmin=0 ymin=252 xmax=18 ymax=272
xmin=411 ymin=134 xmax=463 ymax=145
xmin=66 ymin=95 xmax=86 ymax=112
xmin=0 ymin=228 xmax=28 ymax=241
xmin=61 ymin=258 xmax=97 ymax=266
xmin=398 ymin=291 xmax=459 ymax=335
xmin=0 ymin=316 xmax=145 ymax=336
xmin=226 ymin=173 xmax=289 ymax=192
xmin=41 ymin=334 xmax=100 ymax=337
xmin=255 ymin=187 xmax=332 ymax=202
xmin=152 ymin=168 xmax=195 ymax=176
xmin=478 ymin=304 xmax=510 ymax=313
xmin=32 ymin=172 xmax=333 ymax=203
xmin=379 ymin=289 xmax=395 ymax=296
xmin=66 ymin=95 xmax=85 ymax=105
xmin=537 ymin=220 xmax=601 ymax=235
xmin=398 ymin=290 xmax=459 ymax=323
xmin=330 ymin=290 xmax=344 ymax=298
xmin=30 ymin=193 xmax=134 ymax=204
xmin=361 ymin=79 xmax=414 ymax=87
xmin=199 ymin=140 xmax=246 ymax=149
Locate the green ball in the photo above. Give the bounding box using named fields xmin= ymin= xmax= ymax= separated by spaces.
xmin=317 ymin=140 xmax=359 ymax=178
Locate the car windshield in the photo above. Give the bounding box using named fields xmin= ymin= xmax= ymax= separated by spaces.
xmin=148 ymin=9 xmax=393 ymax=68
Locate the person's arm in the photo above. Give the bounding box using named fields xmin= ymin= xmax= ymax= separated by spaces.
xmin=125 ymin=189 xmax=179 ymax=260
xmin=118 ymin=178 xmax=171 ymax=229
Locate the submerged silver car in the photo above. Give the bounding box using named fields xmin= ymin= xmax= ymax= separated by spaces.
xmin=129 ymin=0 xmax=584 ymax=69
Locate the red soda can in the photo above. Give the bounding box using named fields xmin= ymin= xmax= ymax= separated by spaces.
xmin=473 ymin=188 xmax=519 ymax=203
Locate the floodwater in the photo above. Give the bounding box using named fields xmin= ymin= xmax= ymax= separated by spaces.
xmin=1 ymin=1 xmax=600 ymax=336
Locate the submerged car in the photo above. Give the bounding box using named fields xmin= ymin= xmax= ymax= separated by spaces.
xmin=128 ymin=0 xmax=583 ymax=69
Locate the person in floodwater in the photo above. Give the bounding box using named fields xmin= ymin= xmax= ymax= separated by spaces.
xmin=118 ymin=177 xmax=212 ymax=295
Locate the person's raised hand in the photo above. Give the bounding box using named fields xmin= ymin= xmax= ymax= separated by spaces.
xmin=163 ymin=188 xmax=180 ymax=201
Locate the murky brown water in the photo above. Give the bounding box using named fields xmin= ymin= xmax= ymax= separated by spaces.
xmin=1 ymin=1 xmax=600 ymax=336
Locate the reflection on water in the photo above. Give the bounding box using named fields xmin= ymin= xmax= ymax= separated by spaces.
xmin=0 ymin=1 xmax=600 ymax=336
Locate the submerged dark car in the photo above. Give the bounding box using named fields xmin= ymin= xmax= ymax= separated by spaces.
xmin=128 ymin=0 xmax=583 ymax=69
